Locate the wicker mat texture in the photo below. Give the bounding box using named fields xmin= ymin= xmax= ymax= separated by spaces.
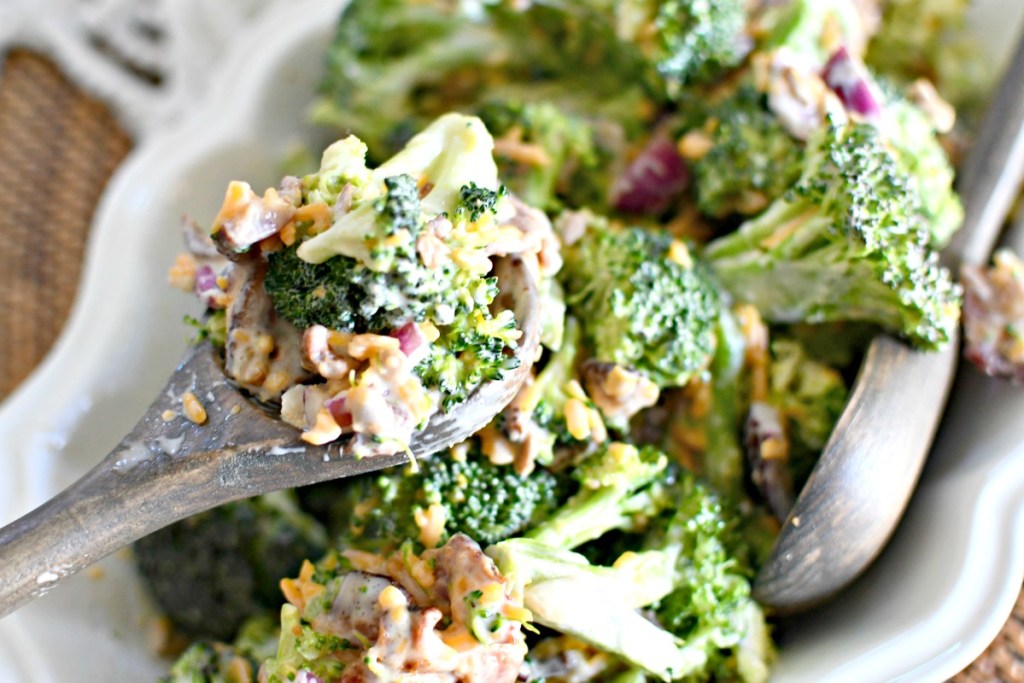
xmin=0 ymin=48 xmax=1019 ymax=683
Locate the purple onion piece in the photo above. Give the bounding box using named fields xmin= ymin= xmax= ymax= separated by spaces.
xmin=325 ymin=394 xmax=352 ymax=427
xmin=194 ymin=264 xmax=225 ymax=309
xmin=610 ymin=137 xmax=690 ymax=215
xmin=744 ymin=401 xmax=794 ymax=521
xmin=391 ymin=321 xmax=428 ymax=363
xmin=294 ymin=671 xmax=325 ymax=683
xmin=822 ymin=46 xmax=883 ymax=121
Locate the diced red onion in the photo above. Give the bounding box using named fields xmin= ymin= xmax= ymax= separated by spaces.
xmin=822 ymin=46 xmax=883 ymax=121
xmin=194 ymin=264 xmax=224 ymax=309
xmin=610 ymin=137 xmax=690 ymax=215
xmin=325 ymin=394 xmax=353 ymax=429
xmin=391 ymin=322 xmax=429 ymax=363
xmin=294 ymin=672 xmax=325 ymax=683
xmin=744 ymin=401 xmax=794 ymax=521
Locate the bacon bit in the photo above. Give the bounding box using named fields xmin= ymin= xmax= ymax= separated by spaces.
xmin=416 ymin=232 xmax=451 ymax=269
xmin=181 ymin=392 xmax=207 ymax=425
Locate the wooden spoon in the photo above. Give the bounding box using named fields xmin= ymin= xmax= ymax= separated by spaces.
xmin=754 ymin=30 xmax=1024 ymax=612
xmin=0 ymin=256 xmax=540 ymax=619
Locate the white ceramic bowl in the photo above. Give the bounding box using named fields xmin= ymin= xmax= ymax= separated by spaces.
xmin=1 ymin=1 xmax=1023 ymax=680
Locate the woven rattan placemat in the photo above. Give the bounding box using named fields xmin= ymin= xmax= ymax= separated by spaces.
xmin=0 ymin=48 xmax=1018 ymax=682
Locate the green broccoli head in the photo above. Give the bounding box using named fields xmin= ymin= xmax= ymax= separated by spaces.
xmin=164 ymin=615 xmax=279 ymax=683
xmin=314 ymin=0 xmax=496 ymax=157
xmin=759 ymin=0 xmax=869 ymax=65
xmin=319 ymin=447 xmax=568 ymax=552
xmin=883 ymin=95 xmax=963 ymax=248
xmin=415 ymin=305 xmax=522 ymax=410
xmin=645 ymin=475 xmax=758 ymax=669
xmin=265 ymin=229 xmax=468 ymax=334
xmin=610 ymin=0 xmax=749 ymax=93
xmin=706 ymin=119 xmax=961 ymax=350
xmin=865 ymin=0 xmax=991 ymax=109
xmin=264 ymin=114 xmax=525 ymax=410
xmin=651 ymin=0 xmax=750 ymax=90
xmin=768 ymin=337 xmax=848 ymax=486
xmin=527 ymin=442 xmax=674 ymax=550
xmin=314 ymin=0 xmax=656 ymax=162
xmin=134 ymin=492 xmax=328 ymax=642
xmin=691 ymin=86 xmax=804 ymax=218
xmin=487 ymin=460 xmax=773 ymax=682
xmin=560 ymin=217 xmax=719 ymax=388
xmin=478 ymin=99 xmax=604 ymax=211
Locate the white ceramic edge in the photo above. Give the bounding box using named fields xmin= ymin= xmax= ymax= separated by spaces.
xmin=0 ymin=1 xmax=1022 ymax=681
xmin=0 ymin=1 xmax=344 ymax=679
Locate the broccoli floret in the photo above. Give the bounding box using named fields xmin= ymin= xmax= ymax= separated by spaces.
xmin=456 ymin=181 xmax=508 ymax=223
xmin=705 ymin=119 xmax=961 ymax=350
xmin=643 ymin=476 xmax=769 ymax=681
xmin=163 ymin=615 xmax=279 ymax=683
xmin=883 ymin=96 xmax=963 ymax=248
xmin=417 ymin=454 xmax=568 ymax=546
xmin=134 ymin=491 xmax=328 ymax=641
xmin=759 ymin=0 xmax=868 ymax=66
xmin=486 ymin=452 xmax=773 ymax=682
xmin=691 ymin=86 xmax=804 ymax=218
xmin=478 ymin=100 xmax=603 ymax=211
xmin=415 ymin=306 xmax=522 ymax=410
xmin=313 ymin=0 xmax=497 ymax=157
xmin=527 ymin=442 xmax=673 ymax=550
xmin=768 ymin=337 xmax=848 ymax=488
xmin=865 ymin=0 xmax=991 ymax=109
xmin=266 ymin=114 xmax=525 ymax=410
xmin=184 ymin=311 xmax=227 ymax=348
xmin=700 ymin=307 xmax=749 ymax=497
xmin=560 ymin=217 xmax=719 ymax=388
xmin=376 ymin=173 xmax=422 ymax=236
xmin=265 ymin=238 xmax=465 ymax=334
xmin=651 ymin=0 xmax=749 ymax=90
xmin=608 ymin=0 xmax=749 ymax=93
xmin=314 ymin=0 xmax=655 ymax=161
xmin=312 ymin=447 xmax=567 ymax=552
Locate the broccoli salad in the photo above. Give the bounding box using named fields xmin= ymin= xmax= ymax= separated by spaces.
xmin=174 ymin=113 xmax=558 ymax=454
xmin=154 ymin=0 xmax=987 ymax=681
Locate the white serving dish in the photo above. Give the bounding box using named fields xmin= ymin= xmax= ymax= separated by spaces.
xmin=1 ymin=1 xmax=1023 ymax=680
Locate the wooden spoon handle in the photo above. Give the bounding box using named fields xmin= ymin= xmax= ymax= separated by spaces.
xmin=0 ymin=344 xmax=316 ymax=618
